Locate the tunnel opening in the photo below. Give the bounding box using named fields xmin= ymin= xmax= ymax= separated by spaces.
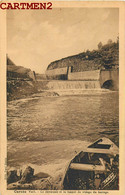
xmin=102 ymin=80 xmax=114 ymax=90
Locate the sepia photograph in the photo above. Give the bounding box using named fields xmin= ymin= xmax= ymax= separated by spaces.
xmin=2 ymin=3 xmax=122 ymax=192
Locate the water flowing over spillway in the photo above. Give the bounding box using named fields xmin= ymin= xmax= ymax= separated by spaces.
xmin=47 ymin=80 xmax=101 ymax=90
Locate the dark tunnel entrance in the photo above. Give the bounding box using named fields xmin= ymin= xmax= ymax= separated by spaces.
xmin=102 ymin=80 xmax=114 ymax=90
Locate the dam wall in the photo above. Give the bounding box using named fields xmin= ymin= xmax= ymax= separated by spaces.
xmin=45 ymin=66 xmax=100 ymax=81
xmin=47 ymin=80 xmax=100 ymax=90
xmin=100 ymin=70 xmax=119 ymax=90
xmin=45 ymin=67 xmax=68 ymax=80
xmin=45 ymin=67 xmax=119 ymax=90
xmin=68 ymin=67 xmax=100 ymax=81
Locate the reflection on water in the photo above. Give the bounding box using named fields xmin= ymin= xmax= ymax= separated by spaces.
xmin=7 ymin=91 xmax=119 ymax=146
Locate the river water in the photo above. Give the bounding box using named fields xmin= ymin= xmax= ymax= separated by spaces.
xmin=7 ymin=90 xmax=119 ymax=146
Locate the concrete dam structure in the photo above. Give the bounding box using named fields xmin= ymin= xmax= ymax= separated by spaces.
xmin=45 ymin=66 xmax=119 ymax=91
xmin=100 ymin=70 xmax=119 ymax=90
xmin=47 ymin=80 xmax=100 ymax=90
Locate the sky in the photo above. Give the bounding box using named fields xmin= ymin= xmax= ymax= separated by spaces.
xmin=7 ymin=8 xmax=119 ymax=74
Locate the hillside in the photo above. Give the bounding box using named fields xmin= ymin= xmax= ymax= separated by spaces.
xmin=7 ymin=56 xmax=31 ymax=77
xmin=7 ymin=56 xmax=36 ymax=100
xmin=7 ymin=56 xmax=58 ymax=101
xmin=47 ymin=42 xmax=119 ymax=72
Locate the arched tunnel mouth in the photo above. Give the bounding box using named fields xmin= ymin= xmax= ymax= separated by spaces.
xmin=102 ymin=80 xmax=114 ymax=90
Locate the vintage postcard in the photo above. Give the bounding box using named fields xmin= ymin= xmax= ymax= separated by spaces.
xmin=0 ymin=1 xmax=125 ymax=195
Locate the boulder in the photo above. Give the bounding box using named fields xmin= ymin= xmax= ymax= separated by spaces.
xmin=20 ymin=166 xmax=34 ymax=184
xmin=7 ymin=170 xmax=19 ymax=184
xmin=7 ymin=182 xmax=33 ymax=190
xmin=32 ymin=177 xmax=53 ymax=190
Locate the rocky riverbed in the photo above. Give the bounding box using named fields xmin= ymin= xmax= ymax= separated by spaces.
xmin=7 ymin=140 xmax=89 ymax=190
xmin=7 ymin=80 xmax=60 ymax=101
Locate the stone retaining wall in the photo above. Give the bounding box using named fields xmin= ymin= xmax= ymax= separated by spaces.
xmin=68 ymin=67 xmax=100 ymax=81
xmin=45 ymin=67 xmax=68 ymax=80
xmin=100 ymin=70 xmax=119 ymax=90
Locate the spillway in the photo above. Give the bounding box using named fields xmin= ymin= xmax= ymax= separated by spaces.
xmin=47 ymin=80 xmax=101 ymax=90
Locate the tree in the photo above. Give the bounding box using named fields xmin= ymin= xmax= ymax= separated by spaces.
xmin=98 ymin=42 xmax=103 ymax=50
xmin=117 ymin=35 xmax=119 ymax=44
xmin=107 ymin=39 xmax=113 ymax=44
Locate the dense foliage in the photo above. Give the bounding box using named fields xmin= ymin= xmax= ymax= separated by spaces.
xmin=47 ymin=41 xmax=119 ymax=72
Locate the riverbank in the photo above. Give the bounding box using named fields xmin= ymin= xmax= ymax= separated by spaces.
xmin=7 ymin=80 xmax=60 ymax=101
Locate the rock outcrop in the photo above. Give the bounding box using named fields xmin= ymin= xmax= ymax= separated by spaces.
xmin=47 ymin=42 xmax=119 ymax=72
xmin=7 ymin=166 xmax=59 ymax=190
xmin=7 ymin=56 xmax=36 ymax=81
xmin=20 ymin=166 xmax=34 ymax=184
